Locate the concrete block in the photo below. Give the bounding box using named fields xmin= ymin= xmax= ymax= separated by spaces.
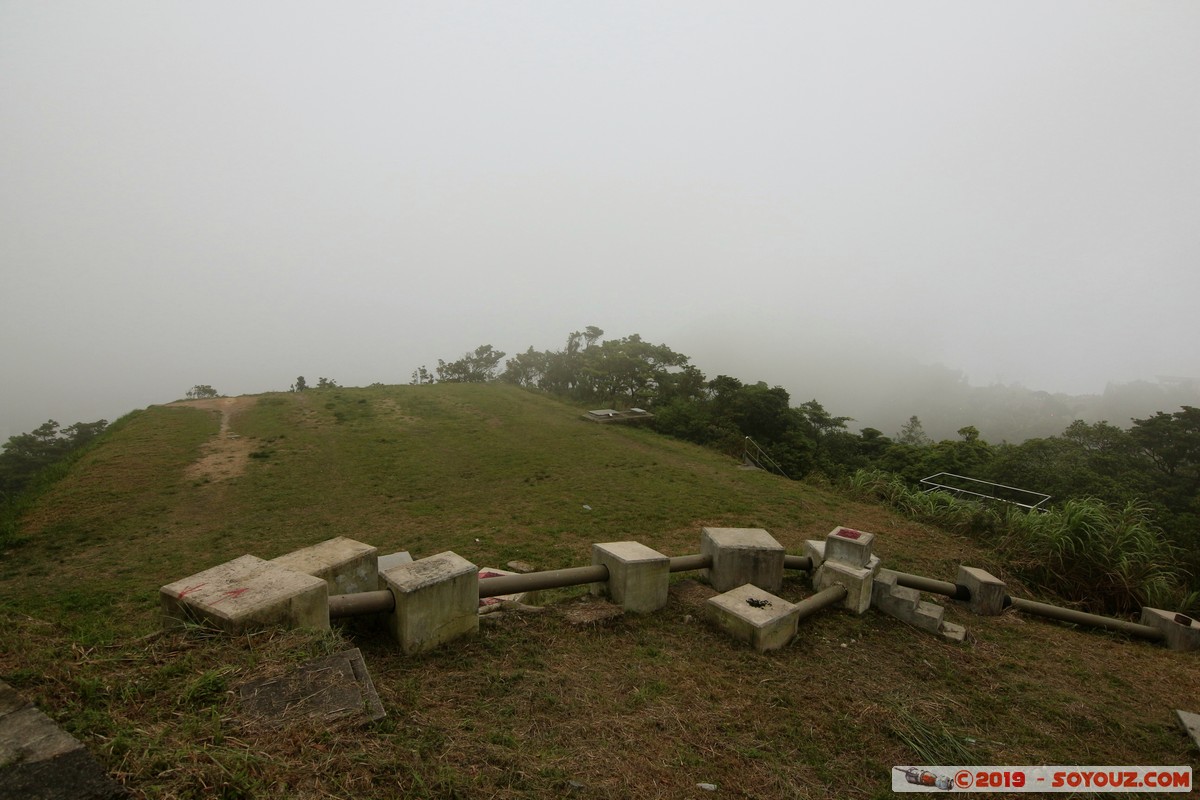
xmin=160 ymin=555 xmax=329 ymax=634
xmin=701 ymin=527 xmax=785 ymax=593
xmin=1140 ymin=607 xmax=1200 ymax=652
xmin=381 ymin=551 xmax=478 ymax=654
xmin=706 ymin=584 xmax=800 ymax=652
xmin=957 ymin=566 xmax=1007 ymax=615
xmin=591 ymin=541 xmax=669 ymax=613
xmin=803 ymin=540 xmax=825 ymax=571
xmin=824 ymin=526 xmax=875 ymax=568
xmin=272 ymin=536 xmax=379 ymax=595
xmin=872 ymin=570 xmax=966 ymax=642
xmin=814 ymin=559 xmax=873 ymax=614
xmin=377 ymin=551 xmax=413 ymax=574
xmin=1176 ymin=709 xmax=1200 ymax=751
xmin=0 ymin=680 xmax=128 ymax=799
xmin=478 ymin=567 xmax=539 ymax=613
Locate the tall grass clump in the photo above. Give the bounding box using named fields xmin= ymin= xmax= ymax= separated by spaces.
xmin=1000 ymin=498 xmax=1185 ymax=616
xmin=845 ymin=470 xmax=1190 ymax=616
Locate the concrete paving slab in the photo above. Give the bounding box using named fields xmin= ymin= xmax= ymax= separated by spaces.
xmin=238 ymin=648 xmax=384 ymax=727
xmin=0 ymin=680 xmax=127 ymax=799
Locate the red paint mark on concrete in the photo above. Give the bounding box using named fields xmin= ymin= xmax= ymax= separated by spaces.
xmin=177 ymin=583 xmax=206 ymax=598
xmin=211 ymin=587 xmax=250 ymax=605
xmin=837 ymin=529 xmax=862 ymax=539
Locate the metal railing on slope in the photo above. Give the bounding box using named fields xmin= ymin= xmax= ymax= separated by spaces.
xmin=742 ymin=437 xmax=791 ymax=480
xmin=919 ymin=472 xmax=1050 ymax=511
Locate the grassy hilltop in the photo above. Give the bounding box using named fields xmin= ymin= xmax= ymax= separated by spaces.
xmin=1 ymin=384 xmax=1196 ymax=798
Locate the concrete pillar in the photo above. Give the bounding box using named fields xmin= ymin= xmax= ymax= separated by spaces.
xmin=814 ymin=560 xmax=874 ymax=614
xmin=590 ymin=541 xmax=669 ymax=613
xmin=956 ymin=566 xmax=1007 ymax=615
xmin=381 ymin=551 xmax=478 ymax=654
xmin=160 ymin=555 xmax=329 ymax=633
xmin=271 ymin=536 xmax=379 ymax=595
xmin=825 ymin=526 xmax=875 ymax=568
xmin=700 ymin=527 xmax=785 ymax=593
xmin=1140 ymin=607 xmax=1200 ymax=652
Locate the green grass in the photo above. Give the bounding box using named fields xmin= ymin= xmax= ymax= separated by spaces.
xmin=1 ymin=384 xmax=1198 ymax=799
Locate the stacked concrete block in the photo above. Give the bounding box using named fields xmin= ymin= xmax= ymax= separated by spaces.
xmin=700 ymin=527 xmax=785 ymax=593
xmin=707 ymin=584 xmax=801 ymax=652
xmin=591 ymin=541 xmax=670 ymax=613
xmin=804 ymin=537 xmax=881 ymax=577
xmin=811 ymin=526 xmax=878 ymax=614
xmin=956 ymin=566 xmax=1007 ymax=615
xmin=271 ymin=536 xmax=379 ymax=595
xmin=381 ymin=551 xmax=479 ymax=654
xmin=1140 ymin=607 xmax=1200 ymax=652
xmin=872 ymin=570 xmax=966 ymax=642
xmin=160 ymin=555 xmax=329 ymax=633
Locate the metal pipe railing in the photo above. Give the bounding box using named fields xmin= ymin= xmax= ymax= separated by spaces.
xmin=478 ymin=564 xmax=609 ymax=599
xmin=794 ymin=584 xmax=847 ymax=621
xmin=892 ymin=571 xmax=965 ymax=600
xmin=669 ymin=553 xmax=712 ymax=572
xmin=329 ymin=589 xmax=394 ymax=619
xmin=1006 ymin=597 xmax=1165 ymax=642
xmin=784 ymin=554 xmax=813 ymax=572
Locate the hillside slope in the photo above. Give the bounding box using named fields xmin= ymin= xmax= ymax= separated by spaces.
xmin=1 ymin=384 xmax=1196 ymax=798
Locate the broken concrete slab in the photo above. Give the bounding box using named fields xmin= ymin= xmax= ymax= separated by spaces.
xmin=0 ymin=680 xmax=128 ymax=799
xmin=1176 ymin=709 xmax=1200 ymax=751
xmin=238 ymin=648 xmax=384 ymax=727
xmin=160 ymin=555 xmax=329 ymax=634
xmin=706 ymin=584 xmax=800 ymax=652
xmin=478 ymin=567 xmax=539 ymax=613
xmin=271 ymin=536 xmax=379 ymax=595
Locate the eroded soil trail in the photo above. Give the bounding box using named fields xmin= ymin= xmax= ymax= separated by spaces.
xmin=171 ymin=396 xmax=259 ymax=482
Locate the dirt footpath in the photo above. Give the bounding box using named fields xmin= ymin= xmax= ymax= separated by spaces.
xmin=170 ymin=396 xmax=258 ymax=482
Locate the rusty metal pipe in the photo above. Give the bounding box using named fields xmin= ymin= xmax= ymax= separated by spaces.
xmin=794 ymin=584 xmax=848 ymax=622
xmin=784 ymin=555 xmax=813 ymax=572
xmin=1007 ymin=596 xmax=1164 ymax=641
xmin=669 ymin=553 xmax=712 ymax=573
xmin=478 ymin=564 xmax=610 ymax=599
xmin=329 ymin=589 xmax=394 ymax=619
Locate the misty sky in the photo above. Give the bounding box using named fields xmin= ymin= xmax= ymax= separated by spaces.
xmin=3 ymin=1 xmax=1198 ymax=439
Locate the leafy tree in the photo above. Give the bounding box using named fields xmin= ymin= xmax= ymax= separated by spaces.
xmin=186 ymin=385 xmax=219 ymax=399
xmin=292 ymin=376 xmax=308 ymax=392
xmin=896 ymin=415 xmax=931 ymax=446
xmin=316 ymin=377 xmax=339 ymax=389
xmin=409 ymin=365 xmax=434 ymax=385
xmin=436 ymin=344 xmax=507 ymax=383
xmin=0 ymin=419 xmax=108 ymax=501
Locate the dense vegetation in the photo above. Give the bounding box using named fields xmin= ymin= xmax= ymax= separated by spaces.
xmin=414 ymin=327 xmax=1198 ymax=612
